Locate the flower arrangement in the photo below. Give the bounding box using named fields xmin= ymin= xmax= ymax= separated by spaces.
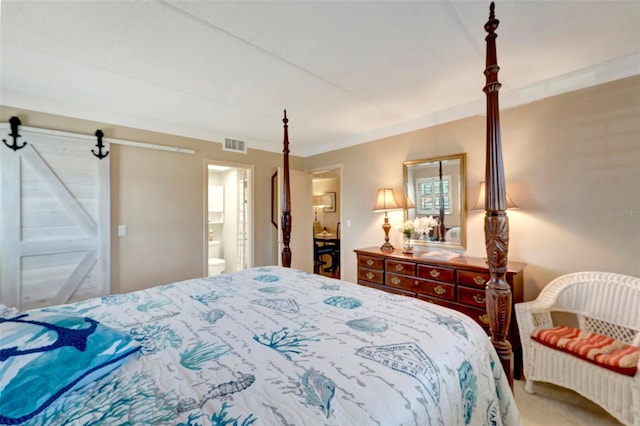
xmin=414 ymin=215 xmax=439 ymax=236
xmin=398 ymin=216 xmax=439 ymax=239
xmin=397 ymin=220 xmax=415 ymax=237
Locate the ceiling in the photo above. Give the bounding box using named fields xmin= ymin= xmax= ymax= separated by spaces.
xmin=1 ymin=1 xmax=639 ymax=157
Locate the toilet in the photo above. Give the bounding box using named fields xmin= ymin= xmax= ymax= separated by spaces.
xmin=208 ymin=240 xmax=226 ymax=275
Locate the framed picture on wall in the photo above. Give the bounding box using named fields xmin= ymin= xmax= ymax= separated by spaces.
xmin=323 ymin=192 xmax=336 ymax=213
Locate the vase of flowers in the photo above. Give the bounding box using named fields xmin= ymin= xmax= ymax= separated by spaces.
xmin=402 ymin=234 xmax=414 ymax=254
xmin=398 ymin=216 xmax=440 ymax=252
xmin=413 ymin=215 xmax=439 ymax=241
xmin=398 ymin=220 xmax=415 ymax=254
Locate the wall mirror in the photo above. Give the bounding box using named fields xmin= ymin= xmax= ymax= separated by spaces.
xmin=403 ymin=153 xmax=467 ymax=250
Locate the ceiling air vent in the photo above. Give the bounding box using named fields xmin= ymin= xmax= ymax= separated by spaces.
xmin=224 ymin=138 xmax=247 ymax=154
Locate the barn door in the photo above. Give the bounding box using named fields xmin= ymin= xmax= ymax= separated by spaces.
xmin=1 ymin=125 xmax=110 ymax=310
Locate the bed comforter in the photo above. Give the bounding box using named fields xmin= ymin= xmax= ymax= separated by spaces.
xmin=1 ymin=266 xmax=520 ymax=425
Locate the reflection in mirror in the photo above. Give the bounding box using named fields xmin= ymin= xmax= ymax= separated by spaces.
xmin=403 ymin=153 xmax=466 ymax=250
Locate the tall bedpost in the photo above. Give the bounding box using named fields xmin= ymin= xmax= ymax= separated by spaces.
xmin=483 ymin=2 xmax=514 ymax=387
xmin=281 ymin=110 xmax=292 ymax=267
xmin=438 ymin=161 xmax=446 ymax=242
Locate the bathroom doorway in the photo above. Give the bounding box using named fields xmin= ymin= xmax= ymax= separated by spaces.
xmin=205 ymin=161 xmax=253 ymax=276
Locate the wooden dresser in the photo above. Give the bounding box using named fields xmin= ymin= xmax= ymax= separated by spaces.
xmin=354 ymin=246 xmax=525 ymax=377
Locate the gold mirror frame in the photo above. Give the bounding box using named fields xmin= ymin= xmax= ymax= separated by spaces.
xmin=403 ymin=153 xmax=467 ymax=250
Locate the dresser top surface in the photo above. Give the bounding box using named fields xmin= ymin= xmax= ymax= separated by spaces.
xmin=354 ymin=247 xmax=526 ymax=273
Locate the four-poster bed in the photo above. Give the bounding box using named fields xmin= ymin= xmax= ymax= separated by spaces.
xmin=482 ymin=1 xmax=515 ymax=387
xmin=278 ymin=1 xmax=515 ymax=387
xmin=280 ymin=110 xmax=292 ymax=269
xmin=1 ymin=4 xmax=519 ymax=425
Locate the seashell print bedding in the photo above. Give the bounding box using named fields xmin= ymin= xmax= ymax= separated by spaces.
xmin=2 ymin=266 xmax=520 ymax=425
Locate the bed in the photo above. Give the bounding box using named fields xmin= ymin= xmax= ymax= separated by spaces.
xmin=1 ymin=267 xmax=518 ymax=425
xmin=1 ymin=3 xmax=518 ymax=425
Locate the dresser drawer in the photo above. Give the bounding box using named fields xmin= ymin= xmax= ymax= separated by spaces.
xmin=358 ymin=267 xmax=384 ymax=284
xmin=458 ymin=286 xmax=487 ymax=308
xmin=457 ymin=304 xmax=491 ymax=331
xmin=386 ymin=259 xmax=416 ymax=276
xmin=417 ymin=264 xmax=455 ymax=283
xmin=458 ymin=270 xmax=490 ymax=288
xmin=386 ymin=274 xmax=454 ymax=301
xmin=358 ymin=255 xmax=384 ymax=270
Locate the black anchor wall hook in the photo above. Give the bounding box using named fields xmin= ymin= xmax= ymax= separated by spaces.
xmin=92 ymin=129 xmax=109 ymax=159
xmin=2 ymin=116 xmax=27 ymax=151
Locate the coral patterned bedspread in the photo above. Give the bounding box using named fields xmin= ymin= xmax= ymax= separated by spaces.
xmin=2 ymin=266 xmax=520 ymax=425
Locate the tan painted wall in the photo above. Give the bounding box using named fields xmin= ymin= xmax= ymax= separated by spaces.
xmin=304 ymin=76 xmax=640 ymax=301
xmin=0 ymin=107 xmax=303 ymax=295
xmin=2 ymin=76 xmax=638 ymax=301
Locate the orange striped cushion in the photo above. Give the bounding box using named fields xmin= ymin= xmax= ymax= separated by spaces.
xmin=532 ymin=326 xmax=640 ymax=376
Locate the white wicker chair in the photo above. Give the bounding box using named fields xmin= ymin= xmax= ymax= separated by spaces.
xmin=515 ymin=271 xmax=640 ymax=426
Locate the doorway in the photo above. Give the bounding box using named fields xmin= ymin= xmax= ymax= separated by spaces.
xmin=205 ymin=161 xmax=253 ymax=276
xmin=311 ymin=166 xmax=342 ymax=279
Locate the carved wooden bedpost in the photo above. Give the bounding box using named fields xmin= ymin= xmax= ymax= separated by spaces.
xmin=438 ymin=161 xmax=446 ymax=241
xmin=483 ymin=2 xmax=514 ymax=387
xmin=281 ymin=110 xmax=292 ymax=268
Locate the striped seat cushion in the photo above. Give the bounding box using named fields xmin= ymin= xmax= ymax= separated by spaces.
xmin=532 ymin=326 xmax=640 ymax=376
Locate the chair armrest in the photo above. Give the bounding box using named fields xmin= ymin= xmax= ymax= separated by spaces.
xmin=515 ymin=301 xmax=554 ymax=330
xmin=515 ymin=301 xmax=555 ymax=357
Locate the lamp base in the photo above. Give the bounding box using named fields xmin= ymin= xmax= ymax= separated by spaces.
xmin=380 ymin=214 xmax=395 ymax=253
xmin=380 ymin=242 xmax=395 ymax=253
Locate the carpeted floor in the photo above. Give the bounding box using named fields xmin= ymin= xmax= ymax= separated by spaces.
xmin=514 ymin=379 xmax=622 ymax=425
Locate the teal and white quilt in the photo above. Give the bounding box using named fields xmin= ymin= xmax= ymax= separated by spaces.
xmin=1 ymin=266 xmax=520 ymax=425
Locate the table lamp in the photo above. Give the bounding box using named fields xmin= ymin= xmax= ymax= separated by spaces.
xmin=472 ymin=181 xmax=518 ymax=210
xmin=372 ymin=188 xmax=402 ymax=252
xmin=313 ymin=194 xmax=331 ymax=221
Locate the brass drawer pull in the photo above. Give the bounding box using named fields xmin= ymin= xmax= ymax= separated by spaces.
xmin=366 ymin=259 xmax=374 ymax=266
xmin=366 ymin=272 xmax=374 ymax=280
xmin=434 ymin=285 xmax=446 ymax=295
xmin=479 ymin=314 xmax=489 ymax=324
xmin=430 ymin=269 xmax=440 ymax=278
xmin=473 ymin=294 xmax=486 ymax=304
xmin=474 ymin=276 xmax=486 ymax=285
xmin=395 ymin=264 xmax=404 ymax=272
xmin=391 ymin=277 xmax=401 ymax=285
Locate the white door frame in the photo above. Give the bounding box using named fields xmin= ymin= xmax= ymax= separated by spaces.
xmin=310 ymin=164 xmax=343 ymax=278
xmin=204 ymin=159 xmax=254 ymax=276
